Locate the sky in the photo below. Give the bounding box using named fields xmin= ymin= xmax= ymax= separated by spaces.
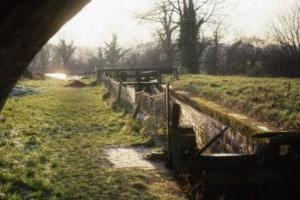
xmin=49 ymin=0 xmax=294 ymax=48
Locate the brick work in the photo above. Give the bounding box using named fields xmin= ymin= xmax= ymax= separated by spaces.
xmin=172 ymin=97 xmax=256 ymax=154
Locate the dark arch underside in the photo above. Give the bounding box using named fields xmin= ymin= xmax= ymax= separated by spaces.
xmin=0 ymin=0 xmax=90 ymax=112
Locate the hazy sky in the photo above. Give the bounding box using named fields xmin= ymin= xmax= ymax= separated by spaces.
xmin=49 ymin=0 xmax=293 ymax=47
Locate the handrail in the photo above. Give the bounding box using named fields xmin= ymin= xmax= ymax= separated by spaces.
xmin=99 ymin=67 xmax=177 ymax=72
xmin=198 ymin=127 xmax=229 ymax=154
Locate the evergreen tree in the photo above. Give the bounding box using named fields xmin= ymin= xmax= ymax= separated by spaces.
xmin=103 ymin=34 xmax=125 ymax=69
xmin=178 ymin=0 xmax=199 ymax=73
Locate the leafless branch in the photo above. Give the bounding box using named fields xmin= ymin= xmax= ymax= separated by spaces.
xmin=271 ymin=2 xmax=300 ymax=55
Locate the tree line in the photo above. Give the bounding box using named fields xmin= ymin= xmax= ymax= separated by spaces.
xmin=137 ymin=0 xmax=300 ymax=77
xmin=30 ymin=0 xmax=300 ymax=77
xmin=28 ymin=39 xmax=95 ymax=74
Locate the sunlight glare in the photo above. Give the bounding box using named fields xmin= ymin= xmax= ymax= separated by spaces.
xmin=45 ymin=73 xmax=67 ymax=80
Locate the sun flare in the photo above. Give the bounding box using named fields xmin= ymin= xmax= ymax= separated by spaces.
xmin=45 ymin=73 xmax=67 ymax=80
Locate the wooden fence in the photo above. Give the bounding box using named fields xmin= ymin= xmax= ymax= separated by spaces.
xmin=101 ymin=73 xmax=258 ymax=154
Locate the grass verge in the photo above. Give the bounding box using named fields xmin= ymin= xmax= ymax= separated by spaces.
xmin=167 ymin=74 xmax=300 ymax=130
xmin=0 ymin=79 xmax=185 ymax=199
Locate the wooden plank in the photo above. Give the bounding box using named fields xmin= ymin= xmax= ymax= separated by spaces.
xmin=137 ymin=71 xmax=141 ymax=91
xmin=100 ymin=67 xmax=177 ymax=73
xmin=167 ymin=102 xmax=181 ymax=168
xmin=166 ymin=83 xmax=171 ymax=161
xmin=140 ymin=70 xmax=159 ymax=75
xmin=171 ymin=103 xmax=181 ymax=129
xmin=116 ymin=82 xmax=122 ymax=102
xmin=122 ymin=82 xmax=161 ymax=85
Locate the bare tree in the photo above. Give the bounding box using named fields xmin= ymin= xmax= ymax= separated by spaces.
xmin=166 ymin=0 xmax=223 ymax=73
xmin=139 ymin=1 xmax=177 ymax=69
xmin=28 ymin=54 xmax=38 ymax=71
xmin=55 ymin=39 xmax=76 ymax=72
xmin=28 ymin=44 xmax=51 ymax=72
xmin=39 ymin=44 xmax=51 ymax=71
xmin=271 ymin=2 xmax=300 ymax=56
xmin=120 ymin=42 xmax=165 ymax=70
xmin=95 ymin=47 xmax=105 ymax=81
xmin=167 ymin=0 xmax=222 ymax=27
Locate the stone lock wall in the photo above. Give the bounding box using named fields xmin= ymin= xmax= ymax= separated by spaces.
xmin=102 ymin=76 xmax=262 ymax=154
xmin=172 ymin=98 xmax=256 ymax=154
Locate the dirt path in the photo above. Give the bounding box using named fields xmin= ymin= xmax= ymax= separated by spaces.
xmin=105 ymin=147 xmax=166 ymax=170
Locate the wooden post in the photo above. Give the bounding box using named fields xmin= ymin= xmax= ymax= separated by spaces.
xmin=175 ymin=68 xmax=179 ymax=80
xmin=132 ymin=97 xmax=142 ymax=119
xmin=158 ymin=72 xmax=162 ymax=84
xmin=116 ymin=71 xmax=120 ymax=82
xmin=166 ymin=83 xmax=170 ymax=151
xmin=246 ymin=136 xmax=250 ymax=153
xmin=108 ymin=77 xmax=112 ymax=95
xmin=173 ymin=68 xmax=176 ymax=79
xmin=167 ymin=102 xmax=181 ymax=168
xmin=171 ymin=103 xmax=181 ymax=129
xmin=96 ymin=64 xmax=100 ymax=83
xmin=137 ymin=71 xmax=141 ymax=91
xmin=116 ymin=81 xmax=122 ymax=102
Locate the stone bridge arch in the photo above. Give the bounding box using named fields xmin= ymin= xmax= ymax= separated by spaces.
xmin=0 ymin=0 xmax=90 ymax=112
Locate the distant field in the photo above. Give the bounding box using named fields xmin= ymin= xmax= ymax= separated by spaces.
xmin=168 ymin=75 xmax=300 ymax=130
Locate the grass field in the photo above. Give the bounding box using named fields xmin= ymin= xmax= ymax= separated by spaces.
xmin=168 ymin=75 xmax=300 ymax=130
xmin=0 ymin=79 xmax=185 ymax=199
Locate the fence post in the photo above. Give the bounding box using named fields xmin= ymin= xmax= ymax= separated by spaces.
xmin=168 ymin=102 xmax=181 ymax=168
xmin=165 ymin=83 xmax=172 ymax=166
xmin=166 ymin=81 xmax=181 ymax=166
xmin=96 ymin=64 xmax=100 ymax=83
xmin=173 ymin=68 xmax=179 ymax=80
xmin=171 ymin=103 xmax=181 ymax=129
xmin=158 ymin=72 xmax=162 ymax=84
xmin=116 ymin=81 xmax=122 ymax=102
xmin=137 ymin=71 xmax=141 ymax=91
xmin=116 ymin=71 xmax=120 ymax=82
xmin=132 ymin=97 xmax=142 ymax=119
xmin=166 ymin=83 xmax=170 ymax=149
